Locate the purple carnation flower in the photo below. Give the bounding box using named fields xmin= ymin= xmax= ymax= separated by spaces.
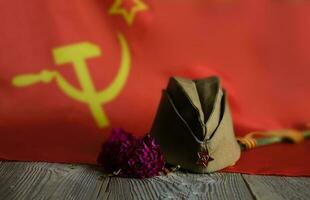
xmin=97 ymin=128 xmax=165 ymax=178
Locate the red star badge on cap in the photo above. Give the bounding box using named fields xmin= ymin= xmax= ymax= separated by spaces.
xmin=196 ymin=151 xmax=214 ymax=167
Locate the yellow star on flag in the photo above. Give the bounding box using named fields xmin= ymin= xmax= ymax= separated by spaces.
xmin=109 ymin=0 xmax=148 ymax=25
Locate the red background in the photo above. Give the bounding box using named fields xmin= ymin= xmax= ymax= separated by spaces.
xmin=0 ymin=0 xmax=309 ymax=175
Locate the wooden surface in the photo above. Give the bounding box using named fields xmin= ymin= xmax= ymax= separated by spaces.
xmin=0 ymin=161 xmax=309 ymax=200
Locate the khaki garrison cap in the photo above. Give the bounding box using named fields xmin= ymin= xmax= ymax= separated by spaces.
xmin=150 ymin=76 xmax=241 ymax=173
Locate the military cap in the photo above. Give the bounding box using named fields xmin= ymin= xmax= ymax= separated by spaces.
xmin=150 ymin=76 xmax=240 ymax=173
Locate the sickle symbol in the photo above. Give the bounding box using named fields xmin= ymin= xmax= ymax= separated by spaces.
xmin=12 ymin=33 xmax=131 ymax=128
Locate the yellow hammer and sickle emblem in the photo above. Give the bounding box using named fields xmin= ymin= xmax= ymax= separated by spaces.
xmin=12 ymin=33 xmax=131 ymax=128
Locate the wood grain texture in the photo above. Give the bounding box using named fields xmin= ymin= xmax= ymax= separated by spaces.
xmin=104 ymin=172 xmax=254 ymax=200
xmin=109 ymin=172 xmax=252 ymax=199
xmin=0 ymin=162 xmax=254 ymax=200
xmin=0 ymin=162 xmax=109 ymax=200
xmin=0 ymin=162 xmax=309 ymax=200
xmin=243 ymin=174 xmax=310 ymax=200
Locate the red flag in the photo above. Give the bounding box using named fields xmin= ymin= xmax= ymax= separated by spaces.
xmin=0 ymin=0 xmax=309 ymax=176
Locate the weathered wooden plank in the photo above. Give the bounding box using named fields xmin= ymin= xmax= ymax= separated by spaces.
xmin=0 ymin=162 xmax=254 ymax=200
xmin=0 ymin=162 xmax=110 ymax=200
xmin=106 ymin=172 xmax=254 ymax=200
xmin=47 ymin=164 xmax=109 ymax=200
xmin=0 ymin=162 xmax=69 ymax=200
xmin=1 ymin=162 xmax=310 ymax=200
xmin=242 ymin=174 xmax=310 ymax=200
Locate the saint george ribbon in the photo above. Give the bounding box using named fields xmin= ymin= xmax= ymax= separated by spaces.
xmin=11 ymin=33 xmax=131 ymax=128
